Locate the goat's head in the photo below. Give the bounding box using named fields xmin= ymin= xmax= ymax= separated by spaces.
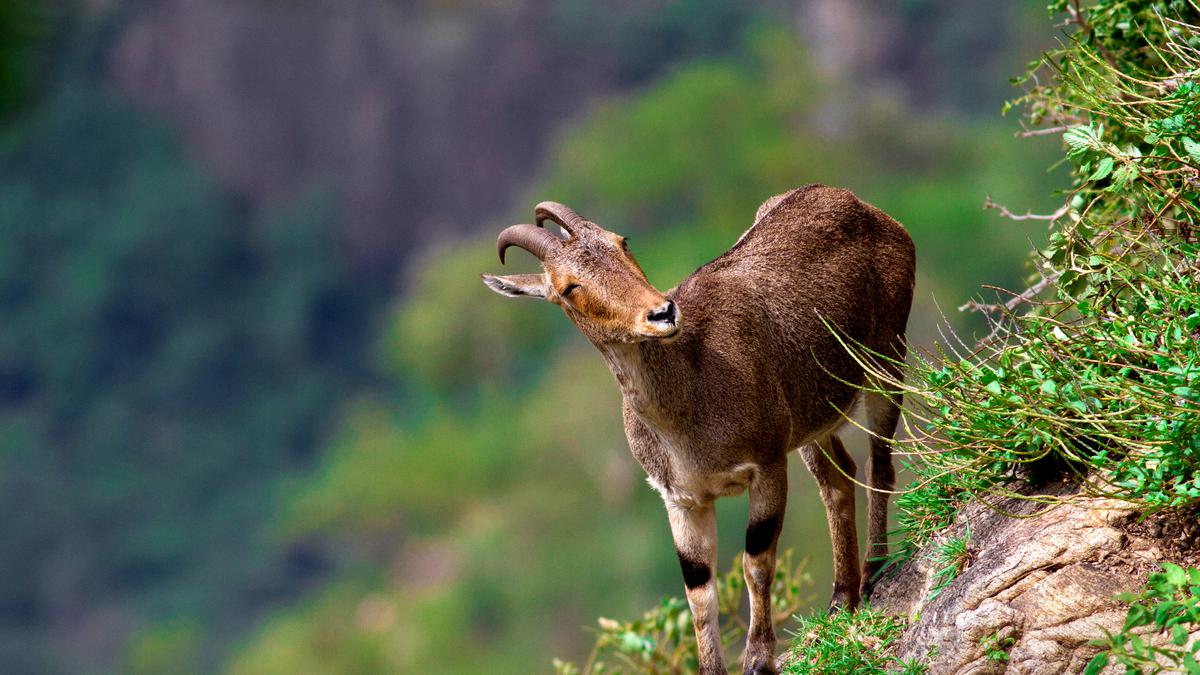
xmin=481 ymin=202 xmax=680 ymax=344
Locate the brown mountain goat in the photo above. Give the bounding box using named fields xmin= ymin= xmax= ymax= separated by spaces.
xmin=482 ymin=185 xmax=915 ymax=674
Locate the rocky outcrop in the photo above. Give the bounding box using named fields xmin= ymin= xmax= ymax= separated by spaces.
xmin=871 ymin=487 xmax=1200 ymax=673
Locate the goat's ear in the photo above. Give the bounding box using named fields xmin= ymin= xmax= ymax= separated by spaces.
xmin=481 ymin=273 xmax=550 ymax=300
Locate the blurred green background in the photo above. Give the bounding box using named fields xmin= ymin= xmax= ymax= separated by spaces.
xmin=0 ymin=1 xmax=1066 ymax=672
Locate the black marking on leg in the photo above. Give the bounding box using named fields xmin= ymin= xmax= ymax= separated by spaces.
xmin=677 ymin=549 xmax=712 ymax=590
xmin=744 ymin=514 xmax=782 ymax=557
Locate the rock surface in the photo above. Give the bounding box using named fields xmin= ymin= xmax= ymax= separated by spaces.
xmin=870 ymin=487 xmax=1200 ymax=673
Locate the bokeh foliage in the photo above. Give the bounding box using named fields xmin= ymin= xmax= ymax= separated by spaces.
xmin=0 ymin=0 xmax=44 ymax=117
xmin=0 ymin=68 xmax=374 ymax=674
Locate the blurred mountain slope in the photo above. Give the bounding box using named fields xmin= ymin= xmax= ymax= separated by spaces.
xmin=0 ymin=3 xmax=777 ymax=671
xmin=103 ymin=0 xmax=1049 ymax=276
xmin=107 ymin=0 xmax=778 ymax=275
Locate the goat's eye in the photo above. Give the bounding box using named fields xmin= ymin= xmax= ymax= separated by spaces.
xmin=620 ymin=238 xmax=630 ymax=250
xmin=561 ymin=283 xmax=580 ymax=297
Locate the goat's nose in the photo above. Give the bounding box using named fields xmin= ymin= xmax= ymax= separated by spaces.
xmin=647 ymin=300 xmax=676 ymax=325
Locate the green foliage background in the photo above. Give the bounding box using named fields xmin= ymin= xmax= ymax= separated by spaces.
xmin=0 ymin=0 xmax=43 ymax=117
xmin=0 ymin=2 xmax=1070 ymax=673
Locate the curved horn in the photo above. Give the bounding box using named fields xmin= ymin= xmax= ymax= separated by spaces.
xmin=497 ymin=224 xmax=559 ymax=264
xmin=534 ymin=201 xmax=588 ymax=233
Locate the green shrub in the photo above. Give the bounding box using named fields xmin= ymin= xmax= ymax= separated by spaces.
xmin=1086 ymin=563 xmax=1200 ymax=674
xmin=869 ymin=0 xmax=1200 ymax=562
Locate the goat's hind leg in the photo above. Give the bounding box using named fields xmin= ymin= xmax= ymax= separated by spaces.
xmin=861 ymin=389 xmax=901 ymax=600
xmin=741 ymin=462 xmax=787 ymax=675
xmin=799 ymin=433 xmax=860 ymax=611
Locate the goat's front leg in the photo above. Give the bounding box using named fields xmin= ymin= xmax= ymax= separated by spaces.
xmin=667 ymin=501 xmax=724 ymax=674
xmin=742 ymin=463 xmax=787 ymax=675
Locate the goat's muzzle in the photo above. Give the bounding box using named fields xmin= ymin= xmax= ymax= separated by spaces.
xmin=643 ymin=300 xmax=681 ymax=339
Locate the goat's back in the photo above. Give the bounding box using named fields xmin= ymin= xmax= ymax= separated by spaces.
xmin=673 ymin=185 xmax=914 ymax=440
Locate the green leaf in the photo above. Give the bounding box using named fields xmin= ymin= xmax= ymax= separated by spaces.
xmin=1184 ymin=137 xmax=1200 ymax=165
xmin=1064 ymin=125 xmax=1102 ymax=157
xmin=1084 ymin=651 xmax=1109 ymax=675
xmin=1126 ymin=603 xmax=1150 ymax=630
xmin=1109 ymin=163 xmax=1138 ymax=191
xmin=1089 ymin=156 xmax=1114 ymax=181
xmin=1172 ymin=623 xmax=1188 ymax=646
xmin=1165 ymin=563 xmax=1188 ymax=587
xmin=618 ymin=631 xmax=654 ymax=654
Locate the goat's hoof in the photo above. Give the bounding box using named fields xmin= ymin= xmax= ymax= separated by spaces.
xmin=742 ymin=646 xmax=778 ymax=675
xmin=827 ymin=586 xmax=861 ymax=614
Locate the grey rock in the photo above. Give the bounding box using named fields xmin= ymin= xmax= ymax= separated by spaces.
xmin=870 ymin=492 xmax=1178 ymax=674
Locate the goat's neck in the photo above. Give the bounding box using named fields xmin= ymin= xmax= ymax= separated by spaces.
xmin=597 ymin=340 xmax=691 ymax=430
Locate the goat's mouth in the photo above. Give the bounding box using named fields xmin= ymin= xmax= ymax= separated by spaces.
xmin=637 ymin=328 xmax=681 ymax=343
xmin=639 ymin=315 xmax=682 ymax=342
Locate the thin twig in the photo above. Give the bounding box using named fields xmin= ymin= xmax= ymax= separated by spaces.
xmin=958 ymin=271 xmax=1063 ymax=316
xmin=984 ymin=195 xmax=1071 ymax=223
xmin=1016 ymin=125 xmax=1071 ymax=137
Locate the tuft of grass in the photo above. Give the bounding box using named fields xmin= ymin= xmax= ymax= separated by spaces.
xmin=782 ymin=605 xmax=931 ymax=672
xmin=928 ymin=529 xmax=972 ymax=601
xmin=980 ymin=630 xmax=1016 ymax=663
xmin=875 ymin=464 xmax=985 ymax=580
xmin=782 ymin=607 xmax=928 ymax=675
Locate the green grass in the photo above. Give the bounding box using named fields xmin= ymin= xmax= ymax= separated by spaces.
xmin=928 ymin=530 xmax=972 ymax=601
xmin=782 ymin=606 xmax=927 ymax=674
